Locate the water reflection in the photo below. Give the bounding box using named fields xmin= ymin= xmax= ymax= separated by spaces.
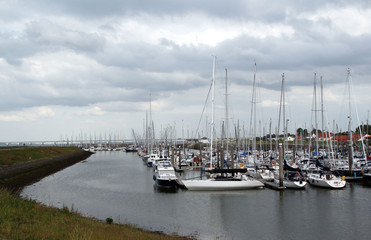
xmin=153 ymin=184 xmax=179 ymax=193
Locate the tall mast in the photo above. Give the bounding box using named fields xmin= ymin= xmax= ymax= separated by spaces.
xmin=149 ymin=93 xmax=153 ymax=152
xmin=269 ymin=118 xmax=272 ymax=153
xmin=249 ymin=62 xmax=257 ymax=164
xmin=347 ymin=68 xmax=353 ymax=174
xmin=225 ymin=68 xmax=229 ymax=160
xmin=321 ymin=76 xmax=325 ymax=155
xmin=277 ymin=73 xmax=284 ymax=153
xmin=210 ymin=56 xmax=216 ymax=169
xmin=314 ymin=73 xmax=319 ymax=157
xmin=283 ymin=74 xmax=286 ymax=155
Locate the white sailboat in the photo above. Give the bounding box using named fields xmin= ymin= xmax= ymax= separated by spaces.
xmin=181 ymin=57 xmax=264 ymax=191
xmin=307 ymin=172 xmax=346 ymax=188
xmin=249 ymin=63 xmax=274 ymax=182
xmin=182 ymin=174 xmax=264 ymax=191
xmin=273 ymin=73 xmax=307 ymax=189
xmin=306 ymin=73 xmax=346 ymax=189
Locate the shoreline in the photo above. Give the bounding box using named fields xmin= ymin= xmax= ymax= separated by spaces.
xmin=0 ymin=148 xmax=193 ymax=239
xmin=0 ymin=149 xmax=93 ymax=194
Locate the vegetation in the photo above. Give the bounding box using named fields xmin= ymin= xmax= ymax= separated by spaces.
xmin=0 ymin=188 xmax=191 ymax=240
xmin=355 ymin=124 xmax=371 ymax=134
xmin=0 ymin=147 xmax=192 ymax=239
xmin=0 ymin=146 xmax=79 ymax=168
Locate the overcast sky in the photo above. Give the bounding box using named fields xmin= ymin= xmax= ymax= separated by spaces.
xmin=1 ymin=0 xmax=371 ymax=142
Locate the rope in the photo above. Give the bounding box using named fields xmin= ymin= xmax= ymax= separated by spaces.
xmin=193 ymin=79 xmax=213 ymax=139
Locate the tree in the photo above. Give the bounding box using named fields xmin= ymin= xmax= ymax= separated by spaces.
xmin=355 ymin=125 xmax=371 ymax=134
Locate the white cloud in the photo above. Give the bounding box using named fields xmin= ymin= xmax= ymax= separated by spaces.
xmin=36 ymin=106 xmax=55 ymax=117
xmin=80 ymin=106 xmax=105 ymax=116
xmin=303 ymin=7 xmax=371 ymax=36
xmin=0 ymin=114 xmax=24 ymax=122
xmin=0 ymin=106 xmax=55 ymax=122
xmin=102 ymin=12 xmax=295 ymax=49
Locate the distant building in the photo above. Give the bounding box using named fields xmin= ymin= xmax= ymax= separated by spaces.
xmin=297 ymin=132 xmax=371 ymax=142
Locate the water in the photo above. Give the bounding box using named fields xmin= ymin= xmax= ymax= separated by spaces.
xmin=21 ymin=151 xmax=371 ymax=240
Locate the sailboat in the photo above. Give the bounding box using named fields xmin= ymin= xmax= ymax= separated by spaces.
xmin=249 ymin=63 xmax=274 ymax=181
xmin=272 ymin=73 xmax=307 ymax=189
xmin=181 ymin=57 xmax=264 ymax=191
xmin=273 ymin=160 xmax=307 ymax=189
xmin=306 ymin=73 xmax=346 ymax=189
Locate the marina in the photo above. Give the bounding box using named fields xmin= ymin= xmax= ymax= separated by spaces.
xmin=21 ymin=151 xmax=371 ymax=240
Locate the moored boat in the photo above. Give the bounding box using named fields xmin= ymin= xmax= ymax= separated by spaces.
xmin=363 ymin=171 xmax=371 ymax=186
xmin=307 ymin=171 xmax=346 ymax=189
xmin=274 ymin=171 xmax=307 ymax=189
xmin=181 ymin=174 xmax=264 ymax=191
xmin=153 ymin=161 xmax=178 ymax=188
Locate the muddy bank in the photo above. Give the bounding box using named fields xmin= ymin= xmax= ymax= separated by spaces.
xmin=0 ymin=150 xmax=93 ymax=193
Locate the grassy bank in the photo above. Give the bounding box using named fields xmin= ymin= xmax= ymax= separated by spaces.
xmin=0 ymin=147 xmax=93 ymax=192
xmin=0 ymin=147 xmax=193 ymax=240
xmin=0 ymin=146 xmax=79 ymax=168
xmin=0 ymin=188 xmax=191 ymax=240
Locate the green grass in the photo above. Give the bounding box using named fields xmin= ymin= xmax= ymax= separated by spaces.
xmin=0 ymin=147 xmax=80 ymax=168
xmin=0 ymin=188 xmax=192 ymax=240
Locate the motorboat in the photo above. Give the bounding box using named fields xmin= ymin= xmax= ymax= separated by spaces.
xmin=153 ymin=161 xmax=178 ymax=188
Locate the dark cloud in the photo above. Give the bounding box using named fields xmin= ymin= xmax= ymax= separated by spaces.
xmin=1 ymin=0 xmax=371 ymax=141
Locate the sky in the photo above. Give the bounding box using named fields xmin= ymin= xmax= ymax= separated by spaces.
xmin=1 ymin=0 xmax=371 ymax=143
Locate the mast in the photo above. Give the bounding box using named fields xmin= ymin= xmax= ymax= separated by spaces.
xmin=314 ymin=73 xmax=319 ymax=158
xmin=146 ymin=110 xmax=148 ymax=153
xmin=277 ymin=73 xmax=284 ymax=152
xmin=225 ymin=68 xmax=229 ymax=161
xmin=149 ymin=93 xmax=153 ymax=153
xmin=269 ymin=118 xmax=272 ymax=154
xmin=321 ymin=76 xmax=325 ymax=155
xmin=249 ymin=62 xmax=257 ymax=166
xmin=277 ymin=73 xmax=285 ymax=187
xmin=210 ymin=56 xmax=216 ymax=169
xmin=283 ymin=76 xmax=287 ymax=155
xmin=347 ymin=68 xmax=353 ymax=175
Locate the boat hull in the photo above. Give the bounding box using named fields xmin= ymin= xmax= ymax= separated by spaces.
xmin=156 ymin=179 xmax=178 ymax=188
xmin=274 ymin=178 xmax=307 ymax=189
xmin=307 ymin=174 xmax=346 ymax=189
xmin=363 ymin=173 xmax=371 ymax=186
xmin=181 ymin=178 xmax=264 ymax=191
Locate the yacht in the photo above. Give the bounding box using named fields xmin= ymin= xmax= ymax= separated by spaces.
xmin=153 ymin=161 xmax=178 ymax=188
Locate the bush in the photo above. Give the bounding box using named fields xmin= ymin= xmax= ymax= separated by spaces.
xmin=106 ymin=217 xmax=113 ymax=224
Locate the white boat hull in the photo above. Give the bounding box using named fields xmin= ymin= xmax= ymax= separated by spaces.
xmin=181 ymin=178 xmax=264 ymax=191
xmin=307 ymin=173 xmax=346 ymax=189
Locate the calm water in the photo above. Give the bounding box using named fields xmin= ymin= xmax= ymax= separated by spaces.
xmin=21 ymin=151 xmax=371 ymax=240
